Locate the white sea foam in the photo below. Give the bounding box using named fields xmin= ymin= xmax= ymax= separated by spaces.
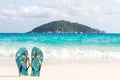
xmin=0 ymin=46 xmax=120 ymax=60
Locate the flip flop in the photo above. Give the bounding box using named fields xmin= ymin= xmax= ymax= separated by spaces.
xmin=15 ymin=47 xmax=29 ymax=76
xmin=31 ymin=47 xmax=43 ymax=76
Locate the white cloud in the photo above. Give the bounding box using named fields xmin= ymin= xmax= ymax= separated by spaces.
xmin=0 ymin=15 xmax=6 ymax=20
xmin=0 ymin=0 xmax=102 ymax=22
xmin=0 ymin=5 xmax=70 ymax=20
xmin=97 ymin=17 xmax=107 ymax=23
xmin=0 ymin=0 xmax=102 ymax=20
xmin=20 ymin=6 xmax=70 ymax=18
xmin=56 ymin=0 xmax=102 ymax=15
xmin=21 ymin=6 xmax=40 ymax=15
xmin=1 ymin=9 xmax=16 ymax=16
xmin=114 ymin=0 xmax=120 ymax=4
xmin=0 ymin=7 xmax=18 ymax=20
xmin=78 ymin=1 xmax=101 ymax=14
xmin=94 ymin=5 xmax=101 ymax=12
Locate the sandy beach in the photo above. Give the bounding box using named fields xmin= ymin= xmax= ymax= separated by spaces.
xmin=0 ymin=56 xmax=120 ymax=80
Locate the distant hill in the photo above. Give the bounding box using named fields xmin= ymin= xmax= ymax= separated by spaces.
xmin=28 ymin=20 xmax=105 ymax=34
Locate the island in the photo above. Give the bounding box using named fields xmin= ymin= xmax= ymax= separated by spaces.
xmin=27 ymin=20 xmax=105 ymax=34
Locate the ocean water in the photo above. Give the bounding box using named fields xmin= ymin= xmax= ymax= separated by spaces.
xmin=0 ymin=33 xmax=120 ymax=62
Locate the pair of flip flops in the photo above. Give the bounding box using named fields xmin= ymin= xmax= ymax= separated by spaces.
xmin=15 ymin=47 xmax=43 ymax=76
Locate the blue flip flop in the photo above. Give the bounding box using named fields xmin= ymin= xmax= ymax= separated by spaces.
xmin=15 ymin=47 xmax=29 ymax=76
xmin=31 ymin=47 xmax=43 ymax=76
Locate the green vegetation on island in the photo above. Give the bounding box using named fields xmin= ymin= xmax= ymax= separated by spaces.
xmin=28 ymin=20 xmax=105 ymax=34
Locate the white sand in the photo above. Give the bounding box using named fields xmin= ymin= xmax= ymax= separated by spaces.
xmin=1 ymin=56 xmax=120 ymax=80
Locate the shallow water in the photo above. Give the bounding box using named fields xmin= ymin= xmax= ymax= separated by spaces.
xmin=0 ymin=33 xmax=120 ymax=60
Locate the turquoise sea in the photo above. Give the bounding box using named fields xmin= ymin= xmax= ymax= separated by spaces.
xmin=0 ymin=33 xmax=120 ymax=60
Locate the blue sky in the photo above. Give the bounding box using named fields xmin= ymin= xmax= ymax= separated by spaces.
xmin=0 ymin=0 xmax=120 ymax=33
